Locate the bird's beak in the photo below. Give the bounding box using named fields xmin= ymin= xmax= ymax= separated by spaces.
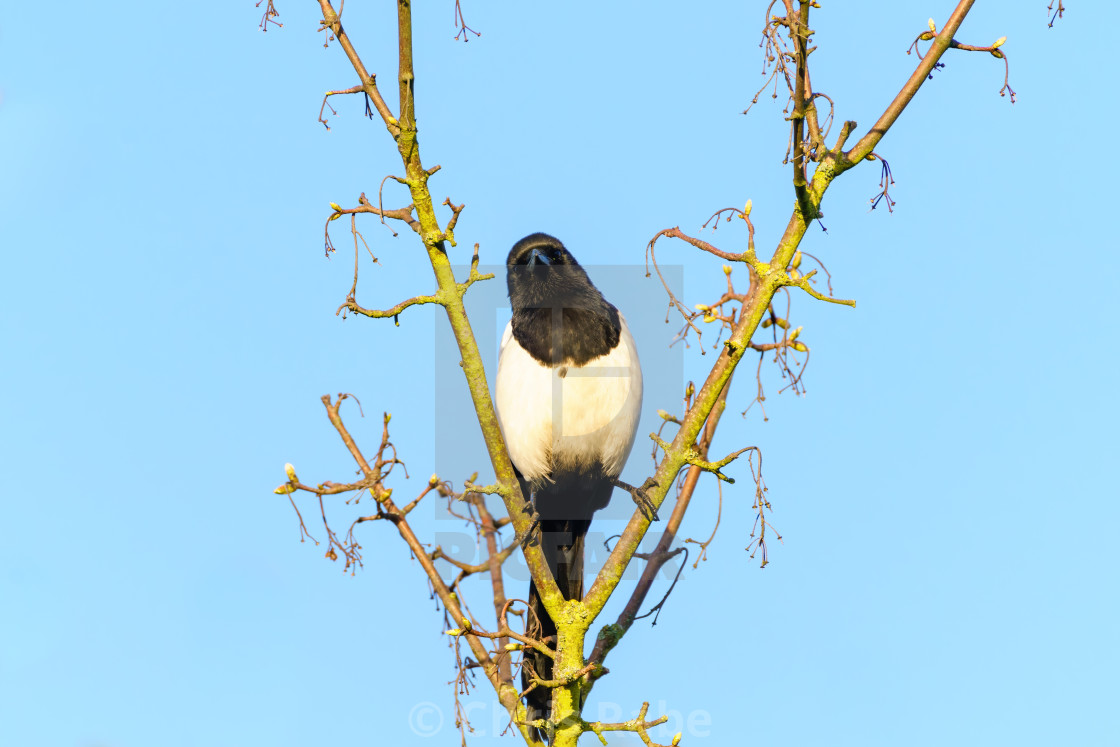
xmin=528 ymin=248 xmax=552 ymax=267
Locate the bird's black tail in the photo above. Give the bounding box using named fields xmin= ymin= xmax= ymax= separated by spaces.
xmin=523 ymin=517 xmax=589 ymax=743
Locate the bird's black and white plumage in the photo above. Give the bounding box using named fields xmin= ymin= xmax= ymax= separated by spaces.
xmin=495 ymin=233 xmax=643 ymax=738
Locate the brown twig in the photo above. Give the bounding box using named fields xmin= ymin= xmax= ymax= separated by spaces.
xmin=255 ymin=0 xmax=282 ymax=32
xmin=1048 ymin=1 xmax=1065 ymax=27
xmin=316 ymin=0 xmax=400 ymax=136
xmin=949 ymin=38 xmax=1016 ymax=102
xmin=317 ymin=85 xmax=365 ymax=130
xmin=867 ymin=153 xmax=896 ymax=212
xmin=453 ymin=0 xmax=481 ymax=41
xmin=744 ymin=448 xmax=781 ymax=567
xmin=477 ymin=500 xmax=515 ymax=684
xmin=685 ymin=478 xmax=723 ymax=567
xmin=845 ymin=1 xmax=977 ymax=165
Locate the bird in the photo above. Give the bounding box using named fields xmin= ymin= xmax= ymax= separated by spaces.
xmin=494 ymin=232 xmax=654 ymax=740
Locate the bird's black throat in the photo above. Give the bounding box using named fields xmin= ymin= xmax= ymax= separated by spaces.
xmin=506 ymin=233 xmax=622 ymax=367
xmin=510 ymin=301 xmax=621 ymax=367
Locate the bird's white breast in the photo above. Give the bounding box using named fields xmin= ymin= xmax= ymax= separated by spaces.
xmin=495 ymin=317 xmax=642 ymax=484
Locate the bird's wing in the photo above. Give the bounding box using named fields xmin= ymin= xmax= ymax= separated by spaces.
xmin=496 ymin=320 xmax=554 ymax=482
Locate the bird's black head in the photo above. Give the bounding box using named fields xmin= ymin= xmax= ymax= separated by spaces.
xmin=507 ymin=233 xmax=578 ymax=270
xmin=506 ymin=233 xmax=621 ymax=365
xmin=506 ymin=233 xmax=602 ymax=312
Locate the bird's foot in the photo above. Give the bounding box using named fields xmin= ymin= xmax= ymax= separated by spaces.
xmin=612 ymin=477 xmax=660 ymax=522
xmin=514 ymin=509 xmax=541 ymax=548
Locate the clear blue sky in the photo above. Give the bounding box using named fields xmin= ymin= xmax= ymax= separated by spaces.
xmin=2 ymin=3 xmax=1115 ymax=746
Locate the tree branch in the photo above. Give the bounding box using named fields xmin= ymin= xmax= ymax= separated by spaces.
xmin=315 ymin=0 xmax=399 ymax=137
xmin=844 ymin=0 xmax=977 ymax=165
xmin=588 ymin=376 xmax=733 ymax=672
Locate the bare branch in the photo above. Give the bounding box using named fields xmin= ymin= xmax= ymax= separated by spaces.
xmin=337 ymin=291 xmax=442 ymax=321
xmin=1048 ymin=1 xmax=1066 ymax=27
xmin=781 ymin=268 xmax=856 ymax=307
xmin=845 ymin=1 xmax=977 ymax=164
xmin=317 ymin=85 xmax=367 ymax=130
xmin=255 ymin=0 xmax=282 ymax=32
xmin=453 ymin=0 xmax=481 ymax=42
xmin=315 ymin=0 xmax=400 ymax=136
xmin=583 ymin=702 xmax=672 ymax=747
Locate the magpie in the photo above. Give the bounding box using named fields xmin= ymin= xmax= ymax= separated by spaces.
xmin=495 ymin=233 xmax=653 ymax=737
